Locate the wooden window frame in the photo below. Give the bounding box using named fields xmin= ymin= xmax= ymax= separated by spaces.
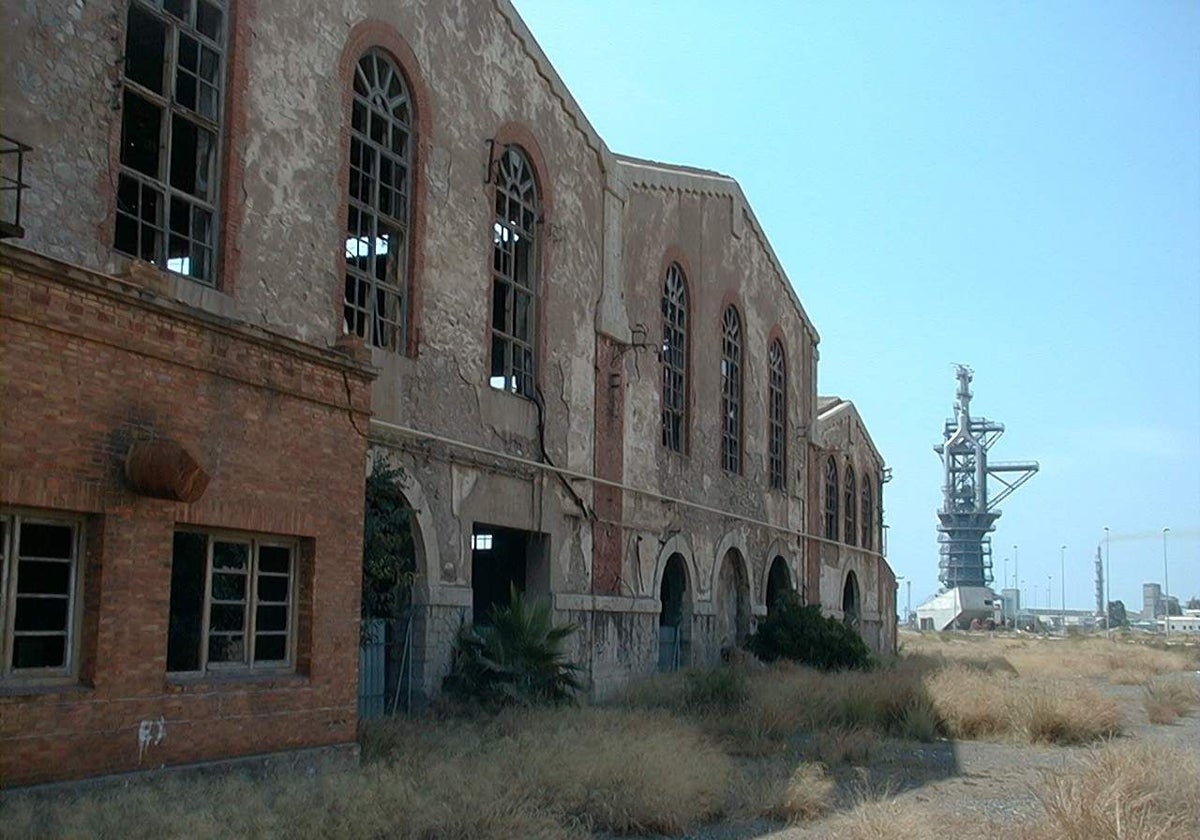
xmin=488 ymin=144 xmax=540 ymax=398
xmin=720 ymin=305 xmax=743 ymax=474
xmin=342 ymin=49 xmax=413 ymax=352
xmin=0 ymin=511 xmax=85 ymax=682
xmin=767 ymin=339 xmax=787 ymax=490
xmin=168 ymin=530 xmax=297 ymax=676
xmin=661 ymin=263 xmax=689 ymax=452
xmin=113 ymin=0 xmax=229 ymax=286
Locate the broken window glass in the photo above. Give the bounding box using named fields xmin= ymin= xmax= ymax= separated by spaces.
xmin=721 ymin=306 xmax=742 ymax=473
xmin=824 ymin=457 xmax=839 ymax=541
xmin=768 ymin=339 xmax=787 ymax=490
xmin=344 ymin=50 xmax=412 ymax=352
xmin=661 ymin=263 xmax=688 ymax=452
xmin=114 ymin=0 xmax=227 ymax=285
xmin=489 ymin=145 xmax=539 ymax=396
xmin=1 ymin=513 xmax=81 ymax=677
xmin=167 ymin=531 xmax=294 ymax=673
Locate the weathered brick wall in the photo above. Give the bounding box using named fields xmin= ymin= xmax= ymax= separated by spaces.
xmin=0 ymin=247 xmax=374 ymax=786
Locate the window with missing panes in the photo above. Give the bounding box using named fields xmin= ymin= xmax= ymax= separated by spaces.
xmin=824 ymin=457 xmax=839 ymax=541
xmin=720 ymin=306 xmax=743 ymax=474
xmin=489 ymin=145 xmax=539 ymax=397
xmin=167 ymin=531 xmax=295 ymax=673
xmin=114 ymin=0 xmax=227 ymax=285
xmin=344 ymin=50 xmax=412 ymax=351
xmin=861 ymin=481 xmax=873 ymax=550
xmin=661 ymin=263 xmax=688 ymax=452
xmin=768 ymin=339 xmax=787 ymax=490
xmin=0 ymin=512 xmax=83 ymax=679
xmin=844 ymin=465 xmax=857 ymax=546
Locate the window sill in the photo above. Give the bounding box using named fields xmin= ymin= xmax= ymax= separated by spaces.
xmin=166 ymin=671 xmax=309 ymax=693
xmin=0 ymin=680 xmax=93 ymax=700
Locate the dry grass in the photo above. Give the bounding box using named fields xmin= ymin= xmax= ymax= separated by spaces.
xmin=812 ymin=725 xmax=881 ymax=765
xmin=1024 ymin=742 xmax=1200 ymax=840
xmin=902 ymin=632 xmax=1196 ymax=685
xmin=728 ymin=757 xmax=835 ymax=822
xmin=2 ymin=707 xmax=731 ymax=840
xmin=1142 ymin=674 xmax=1200 ymax=724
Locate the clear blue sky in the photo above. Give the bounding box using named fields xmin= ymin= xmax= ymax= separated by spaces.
xmin=512 ymin=0 xmax=1200 ymax=613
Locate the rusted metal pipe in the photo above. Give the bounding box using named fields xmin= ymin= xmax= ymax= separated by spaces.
xmin=125 ymin=440 xmax=210 ymax=503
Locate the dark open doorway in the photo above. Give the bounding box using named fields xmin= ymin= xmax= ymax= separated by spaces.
xmin=658 ymin=553 xmax=691 ymax=671
xmin=843 ymin=570 xmax=861 ymax=632
xmin=471 ymin=523 xmax=549 ymax=623
xmin=766 ymin=555 xmax=791 ymax=614
xmin=716 ymin=548 xmax=750 ymax=652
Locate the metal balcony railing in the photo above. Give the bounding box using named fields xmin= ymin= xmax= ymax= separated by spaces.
xmin=1 ymin=134 xmax=33 ymax=239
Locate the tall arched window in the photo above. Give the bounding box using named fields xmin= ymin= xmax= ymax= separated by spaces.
xmin=720 ymin=306 xmax=742 ymax=473
xmin=767 ymin=339 xmax=786 ymax=490
xmin=489 ymin=145 xmax=539 ymax=396
xmin=844 ymin=465 xmax=857 ymax=546
xmin=824 ymin=456 xmax=839 ymax=540
xmin=344 ymin=50 xmax=413 ymax=352
xmin=861 ymin=480 xmax=873 ymax=550
xmin=661 ymin=263 xmax=688 ymax=452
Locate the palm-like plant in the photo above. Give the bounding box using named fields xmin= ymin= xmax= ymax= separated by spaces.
xmin=445 ymin=586 xmax=584 ymax=707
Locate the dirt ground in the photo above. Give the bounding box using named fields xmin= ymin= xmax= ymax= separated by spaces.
xmin=645 ymin=675 xmax=1200 ymax=840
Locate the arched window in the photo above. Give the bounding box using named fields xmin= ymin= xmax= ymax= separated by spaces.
xmin=720 ymin=306 xmax=743 ymax=473
xmin=344 ymin=50 xmax=413 ymax=351
xmin=489 ymin=145 xmax=539 ymax=396
xmin=861 ymin=480 xmax=873 ymax=550
xmin=844 ymin=465 xmax=857 ymax=546
xmin=767 ymin=339 xmax=786 ymax=490
xmin=824 ymin=456 xmax=839 ymax=540
xmin=661 ymin=263 xmax=688 ymax=452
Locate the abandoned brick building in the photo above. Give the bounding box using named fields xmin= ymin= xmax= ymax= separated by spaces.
xmin=0 ymin=0 xmax=895 ymax=786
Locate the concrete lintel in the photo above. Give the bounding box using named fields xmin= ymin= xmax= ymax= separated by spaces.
xmin=411 ymin=585 xmax=473 ymax=608
xmin=555 ymin=593 xmax=660 ymax=614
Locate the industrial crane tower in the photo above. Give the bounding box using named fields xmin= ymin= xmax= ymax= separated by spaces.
xmin=934 ymin=366 xmax=1039 ymax=589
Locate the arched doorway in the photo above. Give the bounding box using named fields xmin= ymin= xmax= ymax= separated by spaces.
xmin=658 ymin=553 xmax=691 ymax=671
xmin=766 ymin=556 xmax=792 ymax=614
xmin=842 ymin=570 xmax=861 ymax=633
xmin=716 ymin=548 xmax=750 ymax=652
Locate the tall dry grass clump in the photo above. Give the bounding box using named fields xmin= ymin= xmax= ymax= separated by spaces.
xmin=2 ymin=707 xmax=731 ymax=840
xmin=1142 ymin=673 xmax=1200 ymax=724
xmin=1026 ymin=742 xmax=1200 ymax=840
xmin=925 ymin=665 xmax=1122 ymax=744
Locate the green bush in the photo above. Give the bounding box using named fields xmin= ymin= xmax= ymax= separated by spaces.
xmin=361 ymin=459 xmax=418 ymax=643
xmin=444 ymin=586 xmax=584 ymax=708
xmin=748 ymin=592 xmax=871 ymax=671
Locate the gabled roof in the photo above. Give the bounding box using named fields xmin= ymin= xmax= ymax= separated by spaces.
xmin=816 ymin=396 xmax=885 ymax=467
xmin=613 ymin=155 xmax=818 ymax=343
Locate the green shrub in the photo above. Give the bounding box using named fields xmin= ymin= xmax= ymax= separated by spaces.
xmin=444 ymin=586 xmax=584 ymax=708
xmin=748 ymin=592 xmax=871 ymax=671
xmin=361 ymin=458 xmax=418 ymax=644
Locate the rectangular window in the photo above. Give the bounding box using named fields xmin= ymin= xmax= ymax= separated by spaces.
xmin=168 ymin=530 xmax=295 ymax=674
xmin=114 ymin=0 xmax=228 ymax=285
xmin=1 ymin=512 xmax=83 ymax=679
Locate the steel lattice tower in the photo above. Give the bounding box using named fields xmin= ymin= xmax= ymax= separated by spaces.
xmin=934 ymin=366 xmax=1039 ymax=589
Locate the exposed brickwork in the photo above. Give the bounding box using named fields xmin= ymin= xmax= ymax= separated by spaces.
xmin=0 ymin=247 xmax=374 ymax=787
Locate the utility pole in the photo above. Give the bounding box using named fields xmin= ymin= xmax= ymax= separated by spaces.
xmin=1060 ymin=545 xmax=1066 ymax=634
xmin=1162 ymin=527 xmax=1170 ymax=639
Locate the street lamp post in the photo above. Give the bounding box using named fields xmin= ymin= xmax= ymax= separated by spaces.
xmin=1003 ymin=556 xmax=1009 ymax=591
xmin=1013 ymin=544 xmax=1019 ymax=597
xmin=1162 ymin=527 xmax=1170 ymax=639
xmin=1046 ymin=575 xmax=1052 ymax=611
xmin=1060 ymin=545 xmax=1066 ymax=634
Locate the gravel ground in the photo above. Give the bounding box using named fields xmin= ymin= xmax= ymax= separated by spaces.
xmin=623 ymin=672 xmax=1200 ymax=840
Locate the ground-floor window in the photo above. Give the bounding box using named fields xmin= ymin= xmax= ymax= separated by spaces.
xmin=0 ymin=511 xmax=83 ymax=678
xmin=168 ymin=531 xmax=296 ymax=674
